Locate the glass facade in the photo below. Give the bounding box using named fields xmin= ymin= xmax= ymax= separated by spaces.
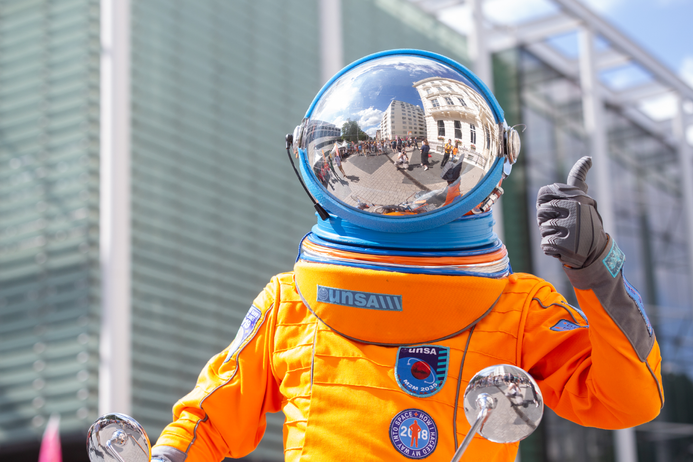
xmin=0 ymin=0 xmax=100 ymax=449
xmin=128 ymin=0 xmax=320 ymax=458
xmin=343 ymin=0 xmax=469 ymax=67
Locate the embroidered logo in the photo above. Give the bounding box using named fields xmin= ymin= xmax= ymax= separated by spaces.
xmin=395 ymin=346 xmax=449 ymax=397
xmin=602 ymin=240 xmax=625 ymax=278
xmin=316 ymin=285 xmax=402 ymax=311
xmin=550 ymin=320 xmax=588 ymax=332
xmin=223 ymin=306 xmax=262 ymax=363
xmin=623 ymin=275 xmax=653 ymax=336
xmin=389 ymin=409 xmax=438 ymax=459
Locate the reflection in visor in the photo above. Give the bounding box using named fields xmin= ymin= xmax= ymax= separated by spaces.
xmin=301 ymin=55 xmax=502 ymax=218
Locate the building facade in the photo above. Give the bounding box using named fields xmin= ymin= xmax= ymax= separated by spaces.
xmin=0 ymin=1 xmax=100 ymax=459
xmin=379 ymin=100 xmax=426 ymax=141
xmin=413 ymin=76 xmax=498 ymax=170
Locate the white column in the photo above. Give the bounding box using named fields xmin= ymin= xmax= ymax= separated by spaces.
xmin=99 ymin=0 xmax=132 ymax=416
xmin=319 ymin=0 xmax=343 ymax=85
xmin=674 ymin=96 xmax=693 ymax=312
xmin=469 ymin=0 xmax=505 ymax=241
xmin=614 ymin=426 xmax=638 ymax=462
xmin=579 ymin=26 xmax=636 ymax=462
xmin=578 ymin=27 xmax=615 ymax=228
xmin=469 ymin=0 xmax=492 ymax=88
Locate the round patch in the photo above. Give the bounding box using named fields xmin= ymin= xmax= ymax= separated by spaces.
xmin=395 ymin=345 xmax=449 ymax=397
xmin=389 ymin=409 xmax=438 ymax=459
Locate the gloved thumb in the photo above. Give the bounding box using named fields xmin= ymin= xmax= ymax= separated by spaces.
xmin=566 ymin=156 xmax=592 ymax=193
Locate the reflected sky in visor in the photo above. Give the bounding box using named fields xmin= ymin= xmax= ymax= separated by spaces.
xmin=311 ymin=55 xmax=477 ymax=136
xmin=301 ymin=53 xmax=503 ymax=220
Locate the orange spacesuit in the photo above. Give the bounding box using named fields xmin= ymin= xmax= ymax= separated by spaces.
xmin=151 ymin=50 xmax=663 ymax=462
xmin=153 ymin=240 xmax=662 ymax=462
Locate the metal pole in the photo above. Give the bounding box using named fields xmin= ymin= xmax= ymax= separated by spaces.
xmin=99 ymin=0 xmax=132 ymax=416
xmin=579 ymin=26 xmax=637 ymax=462
xmin=451 ymin=394 xmax=493 ymax=462
xmin=470 ymin=0 xmax=491 ymax=87
xmin=673 ymin=101 xmax=693 ymax=462
xmin=469 ymin=0 xmax=505 ymax=241
xmin=319 ymin=0 xmax=343 ymax=85
xmin=674 ymin=96 xmax=693 ymax=318
xmin=578 ymin=27 xmax=615 ymax=229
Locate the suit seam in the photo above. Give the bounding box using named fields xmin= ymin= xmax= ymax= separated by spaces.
xmin=645 ymin=359 xmax=665 ymax=409
xmin=531 ymin=297 xmax=585 ymax=325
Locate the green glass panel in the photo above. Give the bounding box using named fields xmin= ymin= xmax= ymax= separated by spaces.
xmin=0 ymin=0 xmax=98 ymax=445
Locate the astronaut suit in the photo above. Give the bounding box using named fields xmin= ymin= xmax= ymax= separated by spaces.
xmin=151 ymin=51 xmax=663 ymax=462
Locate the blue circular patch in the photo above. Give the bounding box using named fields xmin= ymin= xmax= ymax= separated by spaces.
xmin=395 ymin=346 xmax=449 ymax=397
xmin=389 ymin=409 xmax=438 ymax=459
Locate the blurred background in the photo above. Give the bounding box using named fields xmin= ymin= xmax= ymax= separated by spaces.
xmin=1 ymin=0 xmax=692 ymax=460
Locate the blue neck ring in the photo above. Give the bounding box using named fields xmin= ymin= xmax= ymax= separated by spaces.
xmin=312 ymin=211 xmax=498 ymax=250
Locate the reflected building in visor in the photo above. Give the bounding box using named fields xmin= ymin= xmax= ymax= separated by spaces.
xmin=380 ymin=100 xmax=426 ymax=140
xmin=414 ymin=77 xmax=498 ymax=172
xmin=298 ymin=54 xmax=510 ymax=225
xmin=304 ymin=120 xmax=341 ymax=154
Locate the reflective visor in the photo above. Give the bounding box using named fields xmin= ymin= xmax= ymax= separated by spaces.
xmin=298 ymin=53 xmax=504 ymax=228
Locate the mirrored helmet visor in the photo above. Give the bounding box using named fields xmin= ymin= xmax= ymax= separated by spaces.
xmin=299 ymin=54 xmax=504 ymax=221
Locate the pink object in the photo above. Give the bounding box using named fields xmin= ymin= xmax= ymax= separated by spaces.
xmin=38 ymin=414 xmax=62 ymax=462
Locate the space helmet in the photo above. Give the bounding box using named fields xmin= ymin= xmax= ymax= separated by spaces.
xmin=291 ymin=50 xmax=520 ymax=248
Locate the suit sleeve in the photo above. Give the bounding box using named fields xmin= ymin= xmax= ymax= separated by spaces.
xmin=151 ymin=277 xmax=283 ymax=462
xmin=519 ymin=238 xmax=663 ymax=429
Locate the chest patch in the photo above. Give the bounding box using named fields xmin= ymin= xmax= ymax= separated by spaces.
xmin=550 ymin=319 xmax=588 ymax=332
xmin=389 ymin=409 xmax=438 ymax=459
xmin=395 ymin=345 xmax=449 ymax=397
xmin=223 ymin=306 xmax=262 ymax=363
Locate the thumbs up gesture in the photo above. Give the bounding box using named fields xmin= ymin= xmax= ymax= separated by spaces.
xmin=536 ymin=157 xmax=608 ymax=269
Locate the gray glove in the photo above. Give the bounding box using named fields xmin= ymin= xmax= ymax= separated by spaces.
xmin=536 ymin=156 xmax=608 ymax=269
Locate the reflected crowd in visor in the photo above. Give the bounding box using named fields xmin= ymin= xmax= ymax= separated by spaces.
xmin=298 ymin=55 xmax=503 ymax=217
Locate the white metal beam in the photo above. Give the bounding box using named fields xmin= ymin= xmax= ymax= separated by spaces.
xmin=620 ymin=105 xmax=674 ymax=144
xmin=413 ymin=0 xmax=464 ymax=14
xmin=593 ymin=48 xmax=631 ymax=71
xmin=521 ymin=44 xmax=632 ymax=76
xmin=674 ymin=98 xmax=693 ymax=318
xmin=525 ymin=41 xmax=576 ymax=76
xmin=479 ymin=0 xmax=692 ymax=139
xmin=553 ymin=0 xmax=693 ymax=102
xmin=319 ymin=0 xmax=343 ymax=85
xmin=616 ymin=82 xmax=669 ymax=105
xmin=579 ymin=27 xmax=614 ymax=230
xmin=469 ymin=0 xmax=505 ymax=241
xmin=525 ymin=41 xmax=677 ymax=150
xmin=515 ymin=13 xmax=578 ymax=44
xmin=470 ymin=0 xmax=492 ymax=87
xmin=99 ymin=0 xmax=132 ymax=416
xmin=487 ymin=13 xmax=580 ymax=52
